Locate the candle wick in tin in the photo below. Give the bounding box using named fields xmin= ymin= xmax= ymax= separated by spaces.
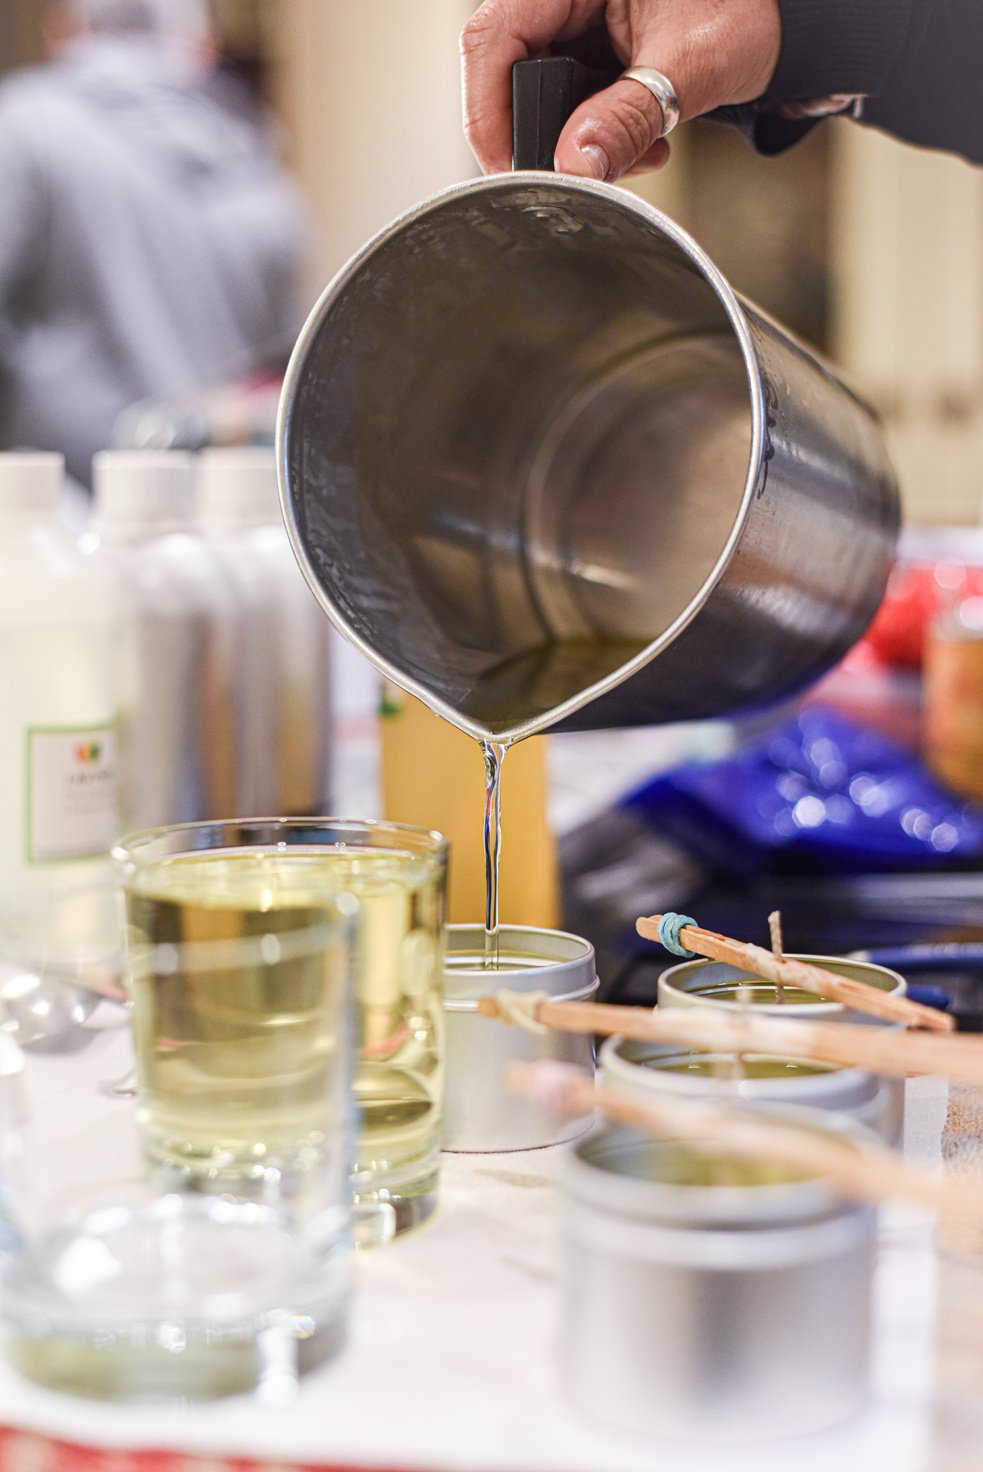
xmin=712 ymin=1051 xmax=734 ymax=1087
xmin=769 ymin=910 xmax=785 ymax=1005
xmin=733 ymin=982 xmax=752 ymax=1081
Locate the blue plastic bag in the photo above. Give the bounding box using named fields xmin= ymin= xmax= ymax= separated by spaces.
xmin=623 ymin=707 xmax=983 ymax=876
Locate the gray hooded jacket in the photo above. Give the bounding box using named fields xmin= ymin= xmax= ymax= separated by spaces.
xmin=0 ymin=37 xmax=305 ymax=486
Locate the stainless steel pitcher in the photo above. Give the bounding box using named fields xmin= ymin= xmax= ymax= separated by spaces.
xmin=278 ymin=60 xmax=898 ymax=743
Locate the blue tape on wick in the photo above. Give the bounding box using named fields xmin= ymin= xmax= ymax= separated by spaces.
xmin=657 ymin=912 xmax=699 ymax=959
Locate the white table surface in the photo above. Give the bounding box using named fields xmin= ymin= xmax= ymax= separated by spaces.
xmin=0 ymin=1016 xmax=948 ymax=1472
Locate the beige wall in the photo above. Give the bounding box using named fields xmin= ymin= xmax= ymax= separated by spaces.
xmin=831 ymin=123 xmax=983 ymax=524
xmin=273 ymin=13 xmax=983 ymax=526
xmin=272 ymin=0 xmax=474 ymax=303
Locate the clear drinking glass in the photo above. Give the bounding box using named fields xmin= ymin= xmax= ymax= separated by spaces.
xmin=0 ymin=831 xmax=358 ymax=1402
xmin=118 ymin=818 xmax=448 ymax=1242
xmin=0 ymin=878 xmax=126 ymax=1050
xmin=319 ymin=820 xmax=449 ymax=1238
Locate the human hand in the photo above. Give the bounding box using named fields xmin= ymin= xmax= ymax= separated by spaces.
xmin=461 ymin=0 xmax=781 ymax=180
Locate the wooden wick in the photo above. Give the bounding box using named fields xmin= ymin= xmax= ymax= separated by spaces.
xmin=768 ymin=909 xmax=785 ymax=1005
xmin=635 ymin=914 xmax=953 ymax=1032
xmin=507 ymin=1061 xmax=983 ymax=1224
xmin=476 ymin=991 xmax=983 ymax=1086
xmin=731 ymin=981 xmax=751 ymax=1081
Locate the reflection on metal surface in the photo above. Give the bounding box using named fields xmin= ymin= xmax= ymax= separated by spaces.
xmin=280 ymin=175 xmax=898 ymax=740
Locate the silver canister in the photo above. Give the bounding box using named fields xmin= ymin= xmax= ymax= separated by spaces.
xmin=442 ymin=924 xmax=597 ymax=1152
xmin=561 ymin=1115 xmax=877 ymax=1441
xmin=600 ymin=1036 xmax=902 ymax=1144
xmin=197 ymin=449 xmax=333 ymax=815
xmin=658 ymin=955 xmax=907 ymax=1144
xmin=84 ymin=452 xmax=242 ymax=830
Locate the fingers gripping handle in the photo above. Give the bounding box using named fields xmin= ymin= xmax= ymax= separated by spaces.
xmin=511 ymin=57 xmax=607 ymax=171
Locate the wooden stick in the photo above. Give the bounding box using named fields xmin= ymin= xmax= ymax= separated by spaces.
xmin=768 ymin=909 xmax=785 ymax=1005
xmin=635 ymin=914 xmax=953 ymax=1032
xmin=507 ymin=1060 xmax=983 ymax=1224
xmin=477 ymin=991 xmax=983 ymax=1087
xmin=77 ymin=968 xmax=128 ymax=1006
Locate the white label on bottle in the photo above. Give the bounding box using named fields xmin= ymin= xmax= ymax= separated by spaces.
xmin=27 ymin=725 xmax=118 ymax=863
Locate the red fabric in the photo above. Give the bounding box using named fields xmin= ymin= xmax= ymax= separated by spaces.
xmin=0 ymin=1426 xmax=421 ymax=1472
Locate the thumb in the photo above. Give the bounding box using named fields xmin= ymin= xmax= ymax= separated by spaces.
xmin=553 ymin=75 xmax=674 ymax=181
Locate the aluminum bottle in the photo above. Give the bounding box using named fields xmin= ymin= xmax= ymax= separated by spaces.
xmin=84 ymin=452 xmax=241 ymax=830
xmin=198 ymin=448 xmax=332 ymax=814
xmin=0 ymin=453 xmax=119 ymax=958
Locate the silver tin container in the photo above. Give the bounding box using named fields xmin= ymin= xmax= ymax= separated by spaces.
xmin=658 ymin=955 xmax=907 ymax=1147
xmin=658 ymin=954 xmax=907 ymax=1020
xmin=197 ymin=449 xmax=333 ymax=815
xmin=85 ymin=452 xmax=242 ymax=830
xmin=561 ymin=1113 xmax=877 ymax=1441
xmin=442 ymin=923 xmax=597 ymax=1153
xmin=600 ymin=1036 xmax=902 ymax=1145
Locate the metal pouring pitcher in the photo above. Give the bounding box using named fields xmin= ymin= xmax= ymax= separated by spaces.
xmin=278 ymin=59 xmax=899 ymax=743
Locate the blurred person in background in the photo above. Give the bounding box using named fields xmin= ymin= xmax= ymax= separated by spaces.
xmin=0 ymin=0 xmax=305 ymax=491
xmin=462 ymin=0 xmax=983 ymax=180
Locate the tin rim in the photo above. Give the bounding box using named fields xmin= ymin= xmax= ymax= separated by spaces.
xmin=563 ymin=1106 xmax=878 ymax=1229
xmin=445 ymin=978 xmax=599 ymax=1014
xmin=442 ymin=923 xmax=596 ymax=1002
xmin=599 ymin=1035 xmax=878 ymax=1111
xmin=658 ymin=954 xmax=906 ymax=1017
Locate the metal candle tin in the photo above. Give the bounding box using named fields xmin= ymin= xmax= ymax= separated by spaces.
xmin=600 ymin=1037 xmax=903 ymax=1144
xmin=658 ymin=955 xmax=907 ymax=1145
xmin=561 ymin=1114 xmax=877 ymax=1440
xmin=442 ymin=923 xmax=597 ymax=1152
xmin=658 ymin=955 xmax=906 ymax=1019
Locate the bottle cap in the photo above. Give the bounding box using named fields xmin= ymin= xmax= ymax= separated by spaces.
xmin=93 ymin=451 xmax=195 ymax=532
xmin=197 ymin=448 xmax=281 ymax=529
xmin=0 ymin=452 xmax=64 ymax=514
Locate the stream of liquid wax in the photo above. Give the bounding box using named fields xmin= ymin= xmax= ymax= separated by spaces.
xmin=481 ymin=739 xmax=508 ymax=968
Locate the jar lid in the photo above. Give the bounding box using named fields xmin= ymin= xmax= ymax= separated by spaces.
xmin=93 ymin=451 xmax=195 ymax=532
xmin=0 ymin=452 xmax=63 ymax=514
xmin=197 ymin=447 xmax=280 ymax=529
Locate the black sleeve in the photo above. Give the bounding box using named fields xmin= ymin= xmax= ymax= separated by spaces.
xmin=771 ymin=0 xmax=918 ymax=98
xmin=719 ymin=1 xmax=983 ymax=166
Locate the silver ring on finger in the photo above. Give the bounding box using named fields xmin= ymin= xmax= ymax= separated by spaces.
xmin=619 ymin=66 xmax=681 ymax=138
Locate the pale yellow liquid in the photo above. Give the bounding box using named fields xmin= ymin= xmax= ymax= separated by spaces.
xmin=641 ymin=1051 xmax=832 ymax=1080
xmin=599 ymin=1141 xmax=799 ymax=1189
xmin=125 ymin=848 xmax=444 ymax=1190
xmin=691 ymin=980 xmax=830 ymax=1007
xmin=457 ymin=637 xmax=650 ymax=735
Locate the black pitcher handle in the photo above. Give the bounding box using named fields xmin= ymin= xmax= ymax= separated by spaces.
xmin=512 ymin=57 xmax=615 ymax=171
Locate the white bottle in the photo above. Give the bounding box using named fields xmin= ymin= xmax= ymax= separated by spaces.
xmin=198 ymin=448 xmax=332 ymax=813
xmin=0 ymin=454 xmax=119 ymax=950
xmin=84 ymin=451 xmax=241 ymax=831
